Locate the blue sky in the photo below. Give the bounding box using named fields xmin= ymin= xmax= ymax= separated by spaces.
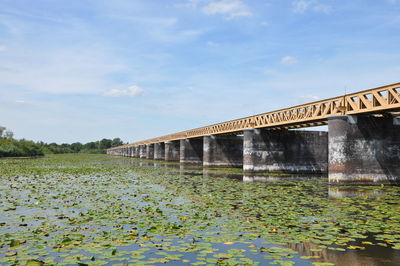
xmin=1 ymin=0 xmax=399 ymax=143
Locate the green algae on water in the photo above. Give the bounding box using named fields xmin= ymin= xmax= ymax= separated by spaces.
xmin=0 ymin=154 xmax=399 ymax=265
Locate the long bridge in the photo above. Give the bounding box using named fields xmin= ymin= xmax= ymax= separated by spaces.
xmin=107 ymin=82 xmax=400 ymax=184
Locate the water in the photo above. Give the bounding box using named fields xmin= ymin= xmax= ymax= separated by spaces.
xmin=0 ymin=154 xmax=399 ymax=265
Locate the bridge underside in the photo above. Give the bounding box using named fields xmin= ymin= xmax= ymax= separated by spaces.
xmin=108 ymin=114 xmax=400 ymax=185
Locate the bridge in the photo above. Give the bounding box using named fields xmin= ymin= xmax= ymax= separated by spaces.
xmin=107 ymin=82 xmax=400 ymax=184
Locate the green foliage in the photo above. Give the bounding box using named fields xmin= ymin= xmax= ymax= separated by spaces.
xmin=0 ymin=139 xmax=44 ymax=157
xmin=0 ymin=125 xmax=125 ymax=157
xmin=39 ymin=138 xmax=126 ymax=155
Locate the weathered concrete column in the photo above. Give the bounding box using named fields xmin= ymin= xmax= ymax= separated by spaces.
xmin=165 ymin=141 xmax=180 ymax=161
xmin=134 ymin=146 xmax=140 ymax=158
xmin=139 ymin=145 xmax=147 ymax=158
xmin=129 ymin=147 xmax=134 ymax=157
xmin=203 ymin=135 xmax=243 ymax=167
xmin=154 ymin=142 xmax=165 ymax=160
xmin=244 ymin=129 xmax=328 ymax=173
xmin=180 ymin=138 xmax=203 ymax=164
xmin=329 ymin=115 xmax=400 ymax=184
xmin=146 ymin=144 xmax=154 ymax=159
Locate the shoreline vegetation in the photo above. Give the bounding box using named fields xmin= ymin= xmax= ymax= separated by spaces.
xmin=0 ymin=126 xmax=125 ymax=158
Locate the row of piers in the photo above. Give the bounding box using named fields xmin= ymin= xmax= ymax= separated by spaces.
xmin=108 ymin=115 xmax=400 ymax=184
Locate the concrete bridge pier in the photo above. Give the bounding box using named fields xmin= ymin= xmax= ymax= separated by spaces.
xmin=165 ymin=141 xmax=180 ymax=161
xmin=135 ymin=146 xmax=139 ymax=157
xmin=180 ymin=138 xmax=203 ymax=164
xmin=203 ymin=135 xmax=243 ymax=167
xmin=139 ymin=145 xmax=147 ymax=159
xmin=243 ymin=129 xmax=328 ymax=173
xmin=146 ymin=144 xmax=154 ymax=159
xmin=129 ymin=147 xmax=134 ymax=157
xmin=154 ymin=142 xmax=165 ymax=160
xmin=328 ymin=115 xmax=400 ymax=184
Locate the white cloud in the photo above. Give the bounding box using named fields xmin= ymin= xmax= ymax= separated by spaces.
xmin=0 ymin=46 xmax=7 ymax=52
xmin=186 ymin=0 xmax=207 ymax=8
xmin=388 ymin=0 xmax=397 ymax=4
xmin=300 ymin=95 xmax=320 ymax=102
xmin=178 ymin=0 xmax=252 ymax=18
xmin=103 ymin=85 xmax=145 ymax=97
xmin=207 ymin=41 xmax=219 ymax=47
xmin=292 ymin=0 xmax=311 ymax=13
xmin=292 ymin=0 xmax=332 ymax=14
xmin=280 ymin=56 xmax=298 ymax=65
xmin=201 ymin=0 xmax=252 ymax=18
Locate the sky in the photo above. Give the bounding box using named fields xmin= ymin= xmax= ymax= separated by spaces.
xmin=1 ymin=0 xmax=400 ymax=144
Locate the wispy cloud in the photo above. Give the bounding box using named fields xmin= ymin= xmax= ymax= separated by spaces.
xmin=0 ymin=46 xmax=126 ymax=95
xmin=292 ymin=0 xmax=332 ymax=14
xmin=0 ymin=46 xmax=7 ymax=52
xmin=202 ymin=0 xmax=252 ymax=18
xmin=103 ymin=85 xmax=145 ymax=97
xmin=300 ymin=95 xmax=320 ymax=102
xmin=182 ymin=0 xmax=252 ymax=18
xmin=14 ymin=100 xmax=27 ymax=104
xmin=207 ymin=41 xmax=220 ymax=47
xmin=280 ymin=56 xmax=298 ymax=65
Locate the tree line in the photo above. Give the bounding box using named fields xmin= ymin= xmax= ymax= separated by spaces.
xmin=0 ymin=126 xmax=125 ymax=158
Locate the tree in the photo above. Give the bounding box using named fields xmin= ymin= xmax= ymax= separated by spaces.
xmin=84 ymin=142 xmax=97 ymax=149
xmin=4 ymin=130 xmax=14 ymax=139
xmin=99 ymin=138 xmax=112 ymax=149
xmin=111 ymin=138 xmax=123 ymax=147
xmin=0 ymin=126 xmax=6 ymax=138
xmin=70 ymin=142 xmax=83 ymax=153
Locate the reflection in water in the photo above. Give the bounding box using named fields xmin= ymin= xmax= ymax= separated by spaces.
xmin=115 ymin=158 xmax=400 ymax=265
xmin=179 ymin=164 xmax=202 ymax=175
xmin=328 ymin=187 xmax=385 ymax=199
xmin=242 ymin=175 xmax=318 ymax=182
xmin=165 ymin=163 xmax=180 ymax=169
xmin=202 ymin=169 xmax=243 ymax=180
xmin=243 ymin=175 xmax=282 ymax=182
xmin=287 ymin=242 xmax=400 ymax=266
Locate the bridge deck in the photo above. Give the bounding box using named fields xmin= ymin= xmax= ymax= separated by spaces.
xmin=110 ymin=82 xmax=400 ymax=149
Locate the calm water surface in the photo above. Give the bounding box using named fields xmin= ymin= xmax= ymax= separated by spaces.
xmin=1 ymin=154 xmax=399 ymax=265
